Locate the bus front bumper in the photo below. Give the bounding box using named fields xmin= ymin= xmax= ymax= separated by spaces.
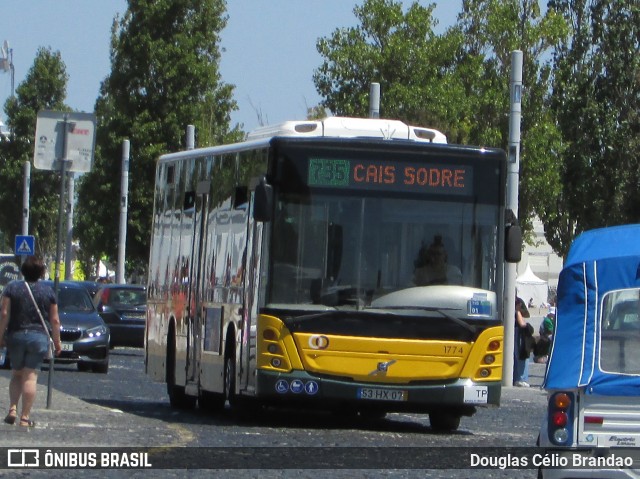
xmin=256 ymin=369 xmax=500 ymax=413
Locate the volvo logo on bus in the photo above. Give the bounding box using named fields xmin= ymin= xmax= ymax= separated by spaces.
xmin=308 ymin=335 xmax=329 ymax=350
xmin=369 ymin=359 xmax=397 ymax=376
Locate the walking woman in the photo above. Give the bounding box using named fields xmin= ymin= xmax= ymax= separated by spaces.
xmin=0 ymin=256 xmax=61 ymax=427
xmin=513 ymin=295 xmax=532 ymax=387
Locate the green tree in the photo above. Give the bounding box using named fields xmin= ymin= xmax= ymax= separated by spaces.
xmin=75 ymin=0 xmax=241 ymax=278
xmin=314 ymin=0 xmax=566 ymax=239
xmin=546 ymin=0 xmax=640 ymax=257
xmin=456 ymin=0 xmax=567 ymax=238
xmin=314 ymin=0 xmax=465 ymax=135
xmin=0 ymin=47 xmax=69 ymax=256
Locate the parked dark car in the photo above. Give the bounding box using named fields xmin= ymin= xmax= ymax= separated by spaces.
xmin=75 ymin=280 xmax=101 ymax=299
xmin=41 ymin=281 xmax=110 ymax=373
xmin=93 ymin=284 xmax=146 ymax=348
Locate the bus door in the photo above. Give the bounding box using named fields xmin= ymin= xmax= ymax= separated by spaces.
xmin=238 ymin=191 xmax=263 ymax=393
xmin=185 ymin=180 xmax=210 ymax=390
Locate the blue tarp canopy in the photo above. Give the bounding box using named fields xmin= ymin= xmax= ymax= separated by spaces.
xmin=543 ymin=224 xmax=640 ymax=395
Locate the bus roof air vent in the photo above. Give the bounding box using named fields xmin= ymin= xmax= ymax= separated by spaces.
xmin=247 ymin=117 xmax=446 ymax=143
xmin=294 ymin=123 xmax=318 ymax=134
xmin=410 ymin=127 xmax=447 ymax=144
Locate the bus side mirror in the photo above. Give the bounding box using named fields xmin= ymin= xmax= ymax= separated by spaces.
xmin=505 ymin=224 xmax=522 ymax=263
xmin=253 ymin=178 xmax=273 ymax=222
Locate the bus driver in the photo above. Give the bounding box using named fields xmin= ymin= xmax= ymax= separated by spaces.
xmin=413 ymin=235 xmax=462 ymax=286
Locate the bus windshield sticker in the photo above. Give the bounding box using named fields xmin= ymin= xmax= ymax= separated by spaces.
xmin=468 ymin=295 xmax=492 ymax=317
xmin=308 ymin=158 xmax=473 ymax=196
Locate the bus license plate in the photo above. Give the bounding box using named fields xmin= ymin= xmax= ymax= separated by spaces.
xmin=61 ymin=342 xmax=73 ymax=352
xmin=358 ymin=388 xmax=406 ymax=401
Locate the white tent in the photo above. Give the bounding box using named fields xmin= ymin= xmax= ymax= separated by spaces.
xmin=516 ymin=263 xmax=548 ymax=308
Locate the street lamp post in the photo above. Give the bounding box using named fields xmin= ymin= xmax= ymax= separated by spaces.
xmin=1 ymin=40 xmax=15 ymax=139
xmin=2 ymin=41 xmax=25 ymax=252
xmin=1 ymin=40 xmax=14 ymax=98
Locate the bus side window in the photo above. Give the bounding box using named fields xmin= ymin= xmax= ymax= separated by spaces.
xmin=233 ymin=186 xmax=248 ymax=209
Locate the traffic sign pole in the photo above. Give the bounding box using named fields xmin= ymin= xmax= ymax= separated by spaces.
xmin=48 ymin=157 xmax=70 ymax=410
xmin=32 ymin=110 xmax=96 ymax=409
xmin=22 ymin=161 xmax=30 ymax=236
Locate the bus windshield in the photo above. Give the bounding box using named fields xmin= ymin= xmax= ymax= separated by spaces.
xmin=267 ymin=187 xmax=500 ymax=309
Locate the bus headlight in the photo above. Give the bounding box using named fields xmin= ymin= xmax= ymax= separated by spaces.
xmin=483 ymin=354 xmax=495 ymax=364
xmin=259 ymin=325 xmax=291 ymax=372
xmin=267 ymin=344 xmax=279 ymax=354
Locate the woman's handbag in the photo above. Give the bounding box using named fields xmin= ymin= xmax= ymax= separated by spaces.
xmin=24 ymin=281 xmax=55 ymax=359
xmin=518 ymin=322 xmax=536 ymax=360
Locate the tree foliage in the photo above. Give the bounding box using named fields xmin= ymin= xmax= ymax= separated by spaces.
xmin=314 ymin=0 xmax=464 ymax=135
xmin=75 ymin=0 xmax=241 ymax=277
xmin=314 ymin=0 xmax=566 ymax=240
xmin=0 ymin=48 xmax=69 ymax=256
xmin=545 ymin=0 xmax=640 ymax=257
xmin=456 ymin=0 xmax=567 ymax=239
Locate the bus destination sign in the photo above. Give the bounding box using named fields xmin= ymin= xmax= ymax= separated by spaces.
xmin=308 ymin=158 xmax=473 ymax=196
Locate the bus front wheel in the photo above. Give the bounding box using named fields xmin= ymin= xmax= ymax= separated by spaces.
xmin=166 ymin=329 xmax=196 ymax=410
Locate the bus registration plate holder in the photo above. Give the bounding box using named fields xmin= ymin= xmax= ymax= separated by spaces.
xmin=357 ymin=388 xmax=407 ymax=401
xmin=464 ymin=385 xmax=488 ymax=404
xmin=61 ymin=342 xmax=73 ymax=352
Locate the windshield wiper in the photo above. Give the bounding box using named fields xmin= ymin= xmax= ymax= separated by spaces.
xmin=366 ymin=305 xmax=476 ymax=334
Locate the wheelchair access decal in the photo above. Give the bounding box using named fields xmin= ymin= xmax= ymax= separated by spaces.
xmin=274 ymin=379 xmax=319 ymax=395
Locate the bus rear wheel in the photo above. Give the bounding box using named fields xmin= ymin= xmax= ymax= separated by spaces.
xmin=429 ymin=412 xmax=461 ymax=432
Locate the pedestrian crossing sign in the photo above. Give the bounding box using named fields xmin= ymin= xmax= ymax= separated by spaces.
xmin=15 ymin=235 xmax=35 ymax=256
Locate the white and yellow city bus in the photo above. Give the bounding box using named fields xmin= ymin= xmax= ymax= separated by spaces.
xmin=145 ymin=116 xmax=521 ymax=431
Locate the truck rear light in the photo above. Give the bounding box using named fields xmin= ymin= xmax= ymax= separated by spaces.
xmin=552 ymin=411 xmax=568 ymax=427
xmin=548 ymin=392 xmax=574 ymax=445
xmin=553 ymin=428 xmax=569 ymax=444
xmin=584 ymin=416 xmax=603 ymax=424
xmin=554 ymin=392 xmax=571 ymax=409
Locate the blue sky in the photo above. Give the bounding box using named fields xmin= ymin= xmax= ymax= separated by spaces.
xmin=1 ymin=1 xmax=460 ymax=134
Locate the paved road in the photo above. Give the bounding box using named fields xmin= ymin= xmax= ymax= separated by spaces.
xmin=0 ymin=348 xmax=549 ymax=478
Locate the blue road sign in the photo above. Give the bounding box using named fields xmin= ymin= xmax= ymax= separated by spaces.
xmin=15 ymin=235 xmax=35 ymax=256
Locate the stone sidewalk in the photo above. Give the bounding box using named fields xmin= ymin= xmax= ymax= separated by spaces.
xmin=0 ymin=370 xmax=127 ymax=447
